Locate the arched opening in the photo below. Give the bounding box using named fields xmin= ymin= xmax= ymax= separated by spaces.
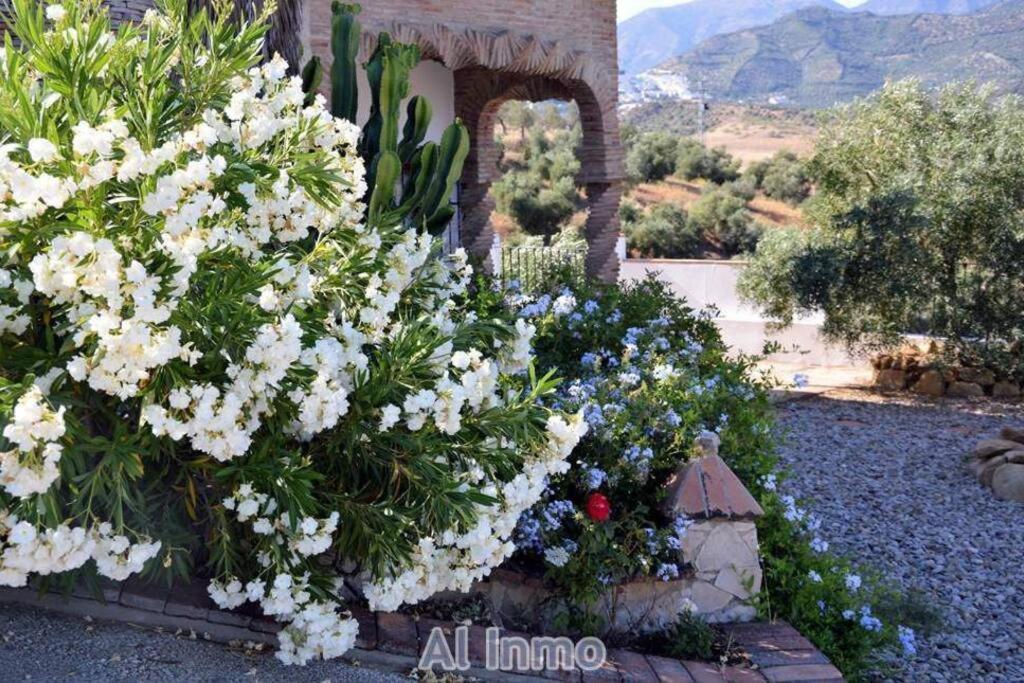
xmin=453 ymin=69 xmax=622 ymax=280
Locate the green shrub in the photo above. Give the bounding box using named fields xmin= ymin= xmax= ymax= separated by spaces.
xmin=739 ymin=80 xmax=1024 ymax=376
xmin=746 ymin=151 xmax=811 ymax=205
xmin=624 ymin=204 xmax=701 ymax=258
xmin=688 ymin=187 xmax=762 ymax=255
xmin=676 ymin=140 xmax=740 ymax=184
xmin=625 ymin=132 xmax=680 ymax=183
xmin=0 ymin=0 xmax=587 ymax=666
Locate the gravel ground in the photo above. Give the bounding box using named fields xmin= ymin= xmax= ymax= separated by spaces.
xmin=776 ymin=388 xmax=1024 ymax=682
xmin=0 ymin=603 xmax=408 ymax=682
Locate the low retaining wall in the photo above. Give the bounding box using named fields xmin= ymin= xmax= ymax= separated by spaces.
xmin=619 ymin=259 xmax=858 ymax=366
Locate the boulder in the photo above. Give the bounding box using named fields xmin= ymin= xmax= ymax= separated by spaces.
xmin=971 ymin=439 xmax=1024 ymax=460
xmin=873 ymin=368 xmax=907 ymax=391
xmin=999 ymin=426 xmax=1024 ymax=444
xmin=910 ymin=370 xmax=945 ymax=397
xmin=992 ymin=381 xmax=1022 ymax=399
xmin=947 ymin=381 xmax=984 ymax=398
xmin=1006 ymin=450 xmax=1024 ymax=464
xmin=991 ymin=464 xmax=1024 ymax=503
xmin=978 ymin=455 xmax=1008 ymax=488
xmin=958 ymin=367 xmax=995 ymax=387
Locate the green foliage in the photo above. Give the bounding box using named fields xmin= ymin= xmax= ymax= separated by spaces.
xmin=651 ymin=611 xmax=717 ymax=660
xmin=739 ymin=80 xmax=1024 ymax=376
xmin=675 ymin=139 xmax=740 ymax=185
xmin=744 ymin=151 xmax=810 ymax=205
xmin=623 ymin=204 xmax=701 ymax=258
xmin=687 ymin=186 xmax=763 ymax=255
xmin=625 ymin=132 xmax=680 ymax=183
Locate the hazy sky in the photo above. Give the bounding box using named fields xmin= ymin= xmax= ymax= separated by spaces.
xmin=617 ymin=0 xmax=867 ymax=22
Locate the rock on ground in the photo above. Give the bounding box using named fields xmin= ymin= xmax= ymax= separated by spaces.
xmin=0 ymin=602 xmax=407 ymax=682
xmin=776 ymin=389 xmax=1024 ymax=682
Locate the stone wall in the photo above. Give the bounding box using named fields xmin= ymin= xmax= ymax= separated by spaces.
xmin=872 ymin=349 xmax=1021 ymax=400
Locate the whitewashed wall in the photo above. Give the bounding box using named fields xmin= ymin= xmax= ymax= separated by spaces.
xmin=620 ymin=259 xmax=857 ymax=366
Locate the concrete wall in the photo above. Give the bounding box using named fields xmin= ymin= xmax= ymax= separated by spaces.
xmin=620 ymin=259 xmax=858 ymax=366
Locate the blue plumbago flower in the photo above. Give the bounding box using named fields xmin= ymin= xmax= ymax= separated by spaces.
xmin=810 ymin=537 xmax=829 ymax=553
xmin=817 ymin=600 xmax=827 ymax=614
xmin=544 ymin=546 xmax=571 ymax=567
xmin=842 ymin=609 xmax=856 ymax=621
xmin=514 ymin=514 xmax=543 ymax=551
xmin=585 ymin=467 xmax=607 ymax=490
xmin=598 ymin=574 xmax=614 ymax=586
xmin=541 ymin=500 xmax=576 ymax=530
xmin=644 ymin=528 xmax=659 ymax=553
xmin=845 ymin=573 xmax=862 ymax=591
xmin=653 ymin=336 xmax=670 ymax=351
xmin=580 ymin=352 xmax=599 ymax=369
xmin=583 ymin=299 xmax=599 ymax=314
xmin=665 ymin=535 xmax=681 ymax=551
xmin=663 ymin=409 xmax=682 ymax=428
xmin=859 ymin=606 xmax=882 ymax=632
xmin=618 ymin=371 xmax=641 ymax=387
xmin=718 ymin=412 xmax=729 ymax=427
xmin=760 ymin=473 xmax=777 ymax=491
xmin=519 ymin=294 xmax=551 ymax=318
xmin=583 ymin=403 xmax=606 ymax=429
xmin=781 ymin=495 xmax=806 ymax=523
xmin=673 ymin=514 xmax=693 ymax=538
xmin=569 ymin=312 xmax=583 ymax=324
xmin=606 ymin=309 xmax=622 ymax=324
xmin=806 ymin=515 xmax=822 ymax=532
xmin=656 ymin=563 xmax=680 ymax=581
xmin=562 ymin=539 xmax=579 ymax=554
xmin=898 ymin=625 xmax=917 ymax=657
xmin=808 ymin=570 xmax=822 ymax=583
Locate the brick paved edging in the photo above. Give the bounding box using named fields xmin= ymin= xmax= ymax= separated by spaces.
xmin=0 ymin=582 xmax=843 ymax=682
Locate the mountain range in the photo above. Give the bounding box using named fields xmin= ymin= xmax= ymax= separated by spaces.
xmin=618 ymin=0 xmax=1005 ymax=78
xmin=658 ymin=0 xmax=1024 ymax=108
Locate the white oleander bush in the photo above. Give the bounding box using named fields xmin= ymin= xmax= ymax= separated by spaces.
xmin=0 ymin=0 xmax=585 ymax=665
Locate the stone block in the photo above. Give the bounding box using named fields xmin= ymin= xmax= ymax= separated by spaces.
xmin=606 ymin=649 xmax=657 ymax=683
xmin=690 ymin=580 xmax=733 ymax=614
xmin=872 ymin=368 xmax=906 ymax=391
xmin=910 ymin=369 xmax=945 ymax=397
xmin=119 ymin=579 xmax=168 ymax=613
xmin=993 ymin=381 xmax=1021 ymax=399
xmin=714 ymin=566 xmax=761 ymax=600
xmin=971 ymin=439 xmax=1022 ymax=460
xmin=645 ymin=655 xmax=695 ymax=682
xmin=377 ymin=611 xmax=418 ymax=656
xmin=999 ymin=426 xmax=1024 ymax=444
xmin=947 ymin=381 xmax=984 ymax=398
xmin=760 ymin=664 xmax=842 ymax=682
xmin=694 ymin=523 xmax=758 ymax=573
xmin=958 ymin=367 xmax=995 ymax=386
xmin=991 ymin=463 xmax=1024 ymax=502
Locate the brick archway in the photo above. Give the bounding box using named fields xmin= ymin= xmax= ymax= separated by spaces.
xmin=454 ymin=69 xmax=623 ymax=281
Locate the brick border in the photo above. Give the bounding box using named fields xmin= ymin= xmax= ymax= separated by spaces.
xmin=0 ymin=583 xmax=842 ymax=682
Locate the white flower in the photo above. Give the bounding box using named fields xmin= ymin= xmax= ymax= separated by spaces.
xmin=27 ymin=138 xmax=59 ymax=163
xmin=45 ymin=4 xmax=65 ymax=21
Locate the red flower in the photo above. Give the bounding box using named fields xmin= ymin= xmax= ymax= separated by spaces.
xmin=586 ymin=493 xmax=611 ymax=522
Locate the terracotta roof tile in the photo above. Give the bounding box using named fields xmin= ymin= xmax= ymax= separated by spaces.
xmin=663 ymin=455 xmax=764 ymax=520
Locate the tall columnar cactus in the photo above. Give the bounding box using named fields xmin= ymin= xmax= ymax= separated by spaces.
xmin=310 ymin=2 xmax=470 ymax=236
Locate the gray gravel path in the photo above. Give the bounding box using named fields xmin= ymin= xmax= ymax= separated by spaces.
xmin=0 ymin=602 xmax=408 ymax=682
xmin=776 ymin=389 xmax=1024 ymax=682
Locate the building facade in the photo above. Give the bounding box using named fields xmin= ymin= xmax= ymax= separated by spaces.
xmin=66 ymin=0 xmax=626 ymax=280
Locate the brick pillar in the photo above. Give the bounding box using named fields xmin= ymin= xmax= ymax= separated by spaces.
xmin=459 ymin=181 xmax=496 ymax=271
xmin=583 ymin=181 xmax=622 ymax=282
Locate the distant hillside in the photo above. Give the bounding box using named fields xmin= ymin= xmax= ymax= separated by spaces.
xmin=661 ymin=0 xmax=1024 ymax=108
xmin=858 ymin=0 xmax=1001 ymax=14
xmin=617 ymin=0 xmax=847 ymax=78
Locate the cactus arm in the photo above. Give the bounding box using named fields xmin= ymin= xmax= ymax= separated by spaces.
xmin=418 ymin=122 xmax=470 ymax=235
xmin=368 ymin=150 xmax=401 ymax=227
xmin=300 ymin=56 xmax=323 ymax=107
xmin=329 ymin=2 xmax=361 ymax=123
xmin=397 ymin=95 xmax=431 ymax=164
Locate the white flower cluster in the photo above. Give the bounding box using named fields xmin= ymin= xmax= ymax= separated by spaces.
xmin=0 ymin=512 xmax=160 ymax=586
xmin=0 ymin=269 xmax=32 ymax=336
xmin=364 ymin=412 xmax=588 ymax=611
xmin=222 ymin=484 xmax=340 ymax=560
xmin=1 ymin=387 xmax=66 ymax=498
xmin=207 ymin=572 xmax=357 ymax=665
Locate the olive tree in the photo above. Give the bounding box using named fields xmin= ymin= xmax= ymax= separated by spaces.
xmin=739 ymin=80 xmax=1024 ymax=373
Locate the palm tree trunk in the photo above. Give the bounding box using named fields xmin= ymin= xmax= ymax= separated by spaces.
xmin=188 ymin=0 xmax=303 ymax=74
